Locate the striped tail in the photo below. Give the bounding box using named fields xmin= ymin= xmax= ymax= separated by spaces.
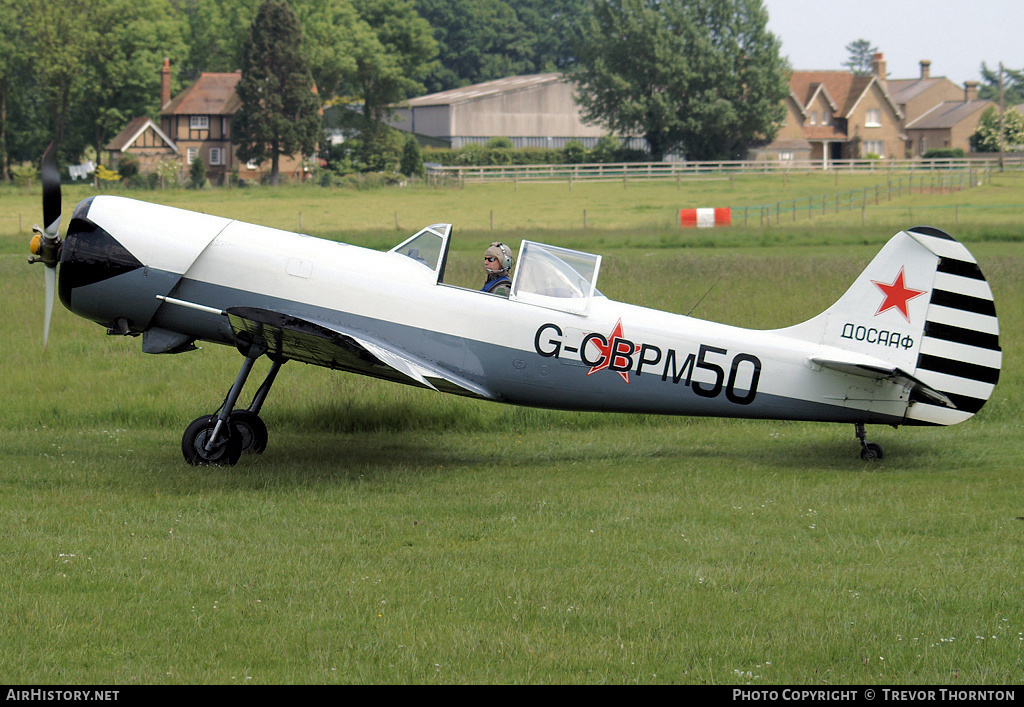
xmin=904 ymin=226 xmax=1001 ymax=425
xmin=780 ymin=226 xmax=1001 ymax=426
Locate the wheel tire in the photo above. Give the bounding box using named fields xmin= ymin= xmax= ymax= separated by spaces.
xmin=860 ymin=442 xmax=885 ymax=462
xmin=182 ymin=415 xmax=243 ymax=466
xmin=229 ymin=409 xmax=268 ymax=454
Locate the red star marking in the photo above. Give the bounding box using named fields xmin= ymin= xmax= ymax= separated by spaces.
xmin=871 ymin=267 xmax=927 ymax=323
xmin=586 ymin=319 xmax=641 ymax=384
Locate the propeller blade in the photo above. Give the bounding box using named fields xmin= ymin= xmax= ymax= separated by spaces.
xmin=44 ymin=265 xmax=56 ymax=349
xmin=31 ymin=142 xmax=64 ymax=349
xmin=41 ymin=142 xmax=61 ymax=236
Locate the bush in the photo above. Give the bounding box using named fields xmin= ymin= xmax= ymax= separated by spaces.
xmin=10 ymin=162 xmax=39 ymax=187
xmin=117 ymin=154 xmax=140 ymax=180
xmin=400 ymin=134 xmax=425 ymax=178
xmin=189 ymin=155 xmax=206 ymax=189
xmin=562 ymin=140 xmax=586 ymax=164
xmin=923 ymin=148 xmax=965 ymax=159
xmin=421 ymin=138 xmax=650 ymax=167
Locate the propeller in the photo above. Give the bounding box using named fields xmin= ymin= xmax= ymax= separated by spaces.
xmin=28 ymin=143 xmax=63 ymax=348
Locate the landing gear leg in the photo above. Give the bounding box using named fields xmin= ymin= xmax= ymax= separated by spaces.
xmin=182 ymin=345 xmax=270 ymax=466
xmin=855 ymin=422 xmax=884 ymax=461
xmin=228 ymin=357 xmax=284 ymax=455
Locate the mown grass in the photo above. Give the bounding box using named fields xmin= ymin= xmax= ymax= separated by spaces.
xmin=0 ymin=175 xmax=1022 ymax=684
xmin=4 ymin=169 xmax=1024 ymax=241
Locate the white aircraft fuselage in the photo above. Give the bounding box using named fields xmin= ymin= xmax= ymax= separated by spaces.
xmin=49 ymin=194 xmax=1001 ymax=464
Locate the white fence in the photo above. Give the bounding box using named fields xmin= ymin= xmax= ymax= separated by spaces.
xmin=430 ymin=156 xmax=1024 ymax=184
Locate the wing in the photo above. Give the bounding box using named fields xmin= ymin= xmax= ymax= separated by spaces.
xmin=810 ymin=356 xmax=955 ymax=408
xmin=225 ymin=306 xmax=494 ymax=400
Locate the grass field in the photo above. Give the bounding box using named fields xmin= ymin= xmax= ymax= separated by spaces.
xmin=1 ymin=173 xmax=1022 ymax=684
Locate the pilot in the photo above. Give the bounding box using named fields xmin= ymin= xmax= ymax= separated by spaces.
xmin=481 ymin=242 xmax=514 ymax=297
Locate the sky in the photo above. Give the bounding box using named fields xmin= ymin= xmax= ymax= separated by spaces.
xmin=762 ymin=0 xmax=1024 ymax=86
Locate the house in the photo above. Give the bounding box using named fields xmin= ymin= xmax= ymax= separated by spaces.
xmin=386 ymin=74 xmax=637 ymax=149
xmin=753 ymin=53 xmax=905 ymax=165
xmin=889 ymin=60 xmax=993 ymax=156
xmin=904 ymin=82 xmax=993 ymax=156
xmin=105 ymin=116 xmax=178 ymax=174
xmin=887 ymin=60 xmax=968 ymax=125
xmin=105 ymin=59 xmax=311 ymax=184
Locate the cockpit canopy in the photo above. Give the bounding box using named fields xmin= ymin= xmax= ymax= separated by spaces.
xmin=390 ymin=226 xmax=602 ymax=314
xmin=510 ymin=241 xmax=602 ymax=314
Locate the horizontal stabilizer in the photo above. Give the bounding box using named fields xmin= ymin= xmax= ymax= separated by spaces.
xmin=810 ymin=356 xmax=955 ymax=408
xmin=225 ymin=306 xmax=493 ymax=400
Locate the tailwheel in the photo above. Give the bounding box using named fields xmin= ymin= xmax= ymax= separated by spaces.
xmin=854 ymin=423 xmax=884 ymax=462
xmin=182 ymin=415 xmax=243 ymax=466
xmin=229 ymin=409 xmax=268 ymax=454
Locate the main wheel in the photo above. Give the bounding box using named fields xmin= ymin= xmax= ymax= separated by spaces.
xmin=229 ymin=409 xmax=268 ymax=454
xmin=860 ymin=442 xmax=885 ymax=461
xmin=182 ymin=415 xmax=243 ymax=466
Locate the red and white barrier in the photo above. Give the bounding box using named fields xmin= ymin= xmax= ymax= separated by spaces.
xmin=680 ymin=207 xmax=731 ymax=228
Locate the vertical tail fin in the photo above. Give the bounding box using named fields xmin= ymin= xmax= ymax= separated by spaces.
xmin=780 ymin=226 xmax=1001 ymax=425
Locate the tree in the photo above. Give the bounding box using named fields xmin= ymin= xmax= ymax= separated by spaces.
xmin=232 ymin=0 xmax=321 ymax=185
xmin=843 ymin=38 xmax=878 ymax=76
xmin=9 ymin=0 xmax=185 ymax=170
xmin=970 ymin=105 xmax=1024 ymax=152
xmin=0 ymin=0 xmax=24 ymax=181
xmin=177 ymin=0 xmax=259 ymax=82
xmin=415 ymin=0 xmax=588 ymax=92
xmin=84 ymin=0 xmax=187 ymax=165
xmin=346 ymin=0 xmax=437 ymax=149
xmin=568 ymin=0 xmax=789 ymax=161
xmin=292 ymin=0 xmax=362 ymax=102
xmin=978 ymin=62 xmax=1024 ymax=106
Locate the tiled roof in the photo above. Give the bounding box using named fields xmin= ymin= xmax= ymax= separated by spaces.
xmin=887 ymin=78 xmax=945 ymax=105
xmin=906 ymin=100 xmax=992 ymax=129
xmin=789 ymin=71 xmax=897 ymax=119
xmin=162 ymin=72 xmax=242 ymax=116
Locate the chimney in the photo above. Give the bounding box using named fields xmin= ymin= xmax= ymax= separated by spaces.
xmin=964 ymin=80 xmax=978 ymax=102
xmin=161 ymin=58 xmax=172 ymax=109
xmin=872 ymin=53 xmax=887 ymax=81
xmin=920 ymin=60 xmax=931 ymax=79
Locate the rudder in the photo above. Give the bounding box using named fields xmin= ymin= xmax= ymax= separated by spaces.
xmin=905 ymin=227 xmax=1001 ymax=424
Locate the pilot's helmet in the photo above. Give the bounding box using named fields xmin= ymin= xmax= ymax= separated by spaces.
xmin=485 ymin=242 xmax=514 ymax=272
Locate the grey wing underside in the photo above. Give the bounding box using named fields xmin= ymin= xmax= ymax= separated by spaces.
xmin=226 ymin=306 xmax=494 ymax=400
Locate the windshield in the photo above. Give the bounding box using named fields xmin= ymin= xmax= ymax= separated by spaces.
xmin=389 ymin=224 xmax=451 ymax=279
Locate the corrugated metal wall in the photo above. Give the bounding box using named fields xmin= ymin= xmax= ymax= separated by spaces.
xmin=390 ymin=79 xmax=643 ymax=149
